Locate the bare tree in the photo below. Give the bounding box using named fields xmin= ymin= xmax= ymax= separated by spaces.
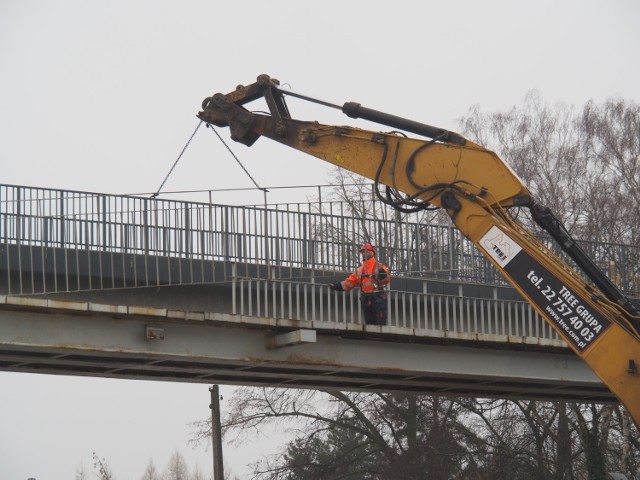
xmin=460 ymin=92 xmax=628 ymax=243
xmin=75 ymin=462 xmax=87 ymax=480
xmin=458 ymin=91 xmax=594 ymax=234
xmin=458 ymin=93 xmax=640 ymax=295
xmin=581 ymin=98 xmax=640 ymax=294
xmin=141 ymin=458 xmax=160 ymax=480
xmin=164 ymin=451 xmax=189 ymax=480
xmin=582 ymin=98 xmax=640 ymax=243
xmin=192 ymin=387 xmax=484 ymax=479
xmin=92 ymin=452 xmax=114 ymax=480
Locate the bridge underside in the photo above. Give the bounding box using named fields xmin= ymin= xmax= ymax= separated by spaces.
xmin=0 ymin=296 xmax=612 ymax=403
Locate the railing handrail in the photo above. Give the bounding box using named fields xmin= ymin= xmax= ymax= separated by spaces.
xmin=2 ymin=183 xmax=638 ymax=296
xmin=228 ymin=275 xmax=560 ymax=342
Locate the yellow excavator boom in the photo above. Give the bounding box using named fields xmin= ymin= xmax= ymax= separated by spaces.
xmin=198 ymin=74 xmax=640 ymax=427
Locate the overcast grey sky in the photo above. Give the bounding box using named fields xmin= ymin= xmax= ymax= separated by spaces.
xmin=2 ymin=0 xmax=640 ymax=478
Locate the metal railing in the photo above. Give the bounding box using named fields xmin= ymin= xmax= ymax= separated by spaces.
xmin=230 ymin=275 xmax=558 ymax=341
xmin=0 ymin=185 xmax=485 ymax=281
xmin=16 ymin=183 xmax=640 ymax=344
xmin=2 ymin=184 xmax=638 ymax=295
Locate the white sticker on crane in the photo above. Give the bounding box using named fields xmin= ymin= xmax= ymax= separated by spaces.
xmin=480 ymin=226 xmax=522 ymax=268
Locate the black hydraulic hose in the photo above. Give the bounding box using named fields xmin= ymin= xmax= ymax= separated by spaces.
xmin=530 ymin=203 xmax=640 ymax=331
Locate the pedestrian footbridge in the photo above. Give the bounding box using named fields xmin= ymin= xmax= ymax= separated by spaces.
xmin=2 ymin=184 xmax=638 ymax=402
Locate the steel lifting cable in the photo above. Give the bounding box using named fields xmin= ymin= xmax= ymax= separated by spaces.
xmin=206 ymin=123 xmax=267 ymax=193
xmin=151 ymin=120 xmax=204 ymax=198
xmin=151 ymin=121 xmax=267 ymax=198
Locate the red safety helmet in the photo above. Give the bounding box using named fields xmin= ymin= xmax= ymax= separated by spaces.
xmin=359 ymin=243 xmax=376 ymax=255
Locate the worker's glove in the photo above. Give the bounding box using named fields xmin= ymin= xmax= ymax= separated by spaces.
xmin=328 ymin=282 xmax=343 ymax=292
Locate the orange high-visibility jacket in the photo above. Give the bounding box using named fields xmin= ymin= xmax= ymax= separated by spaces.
xmin=341 ymin=257 xmax=390 ymax=293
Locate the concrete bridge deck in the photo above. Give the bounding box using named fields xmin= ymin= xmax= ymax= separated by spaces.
xmin=0 ymin=293 xmax=609 ymax=402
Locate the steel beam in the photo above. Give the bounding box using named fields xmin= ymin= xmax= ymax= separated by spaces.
xmin=0 ymin=297 xmax=611 ymax=402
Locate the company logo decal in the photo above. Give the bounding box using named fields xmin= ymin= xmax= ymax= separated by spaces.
xmin=480 ymin=226 xmax=522 ymax=267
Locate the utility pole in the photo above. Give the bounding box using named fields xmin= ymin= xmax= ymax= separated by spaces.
xmin=210 ymin=385 xmax=224 ymax=480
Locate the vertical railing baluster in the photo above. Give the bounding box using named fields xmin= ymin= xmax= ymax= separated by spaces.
xmin=231 ymin=262 xmax=237 ymax=315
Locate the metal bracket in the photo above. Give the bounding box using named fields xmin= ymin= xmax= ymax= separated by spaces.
xmin=269 ymin=329 xmax=317 ymax=348
xmin=198 ymin=74 xmax=292 ymax=144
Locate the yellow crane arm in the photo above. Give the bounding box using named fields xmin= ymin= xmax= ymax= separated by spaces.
xmin=198 ymin=74 xmax=640 ymax=427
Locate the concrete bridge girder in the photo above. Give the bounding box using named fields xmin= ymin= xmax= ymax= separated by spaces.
xmin=0 ymin=295 xmax=610 ymax=403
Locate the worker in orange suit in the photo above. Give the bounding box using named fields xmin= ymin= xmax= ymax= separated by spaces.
xmin=329 ymin=243 xmax=390 ymax=325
